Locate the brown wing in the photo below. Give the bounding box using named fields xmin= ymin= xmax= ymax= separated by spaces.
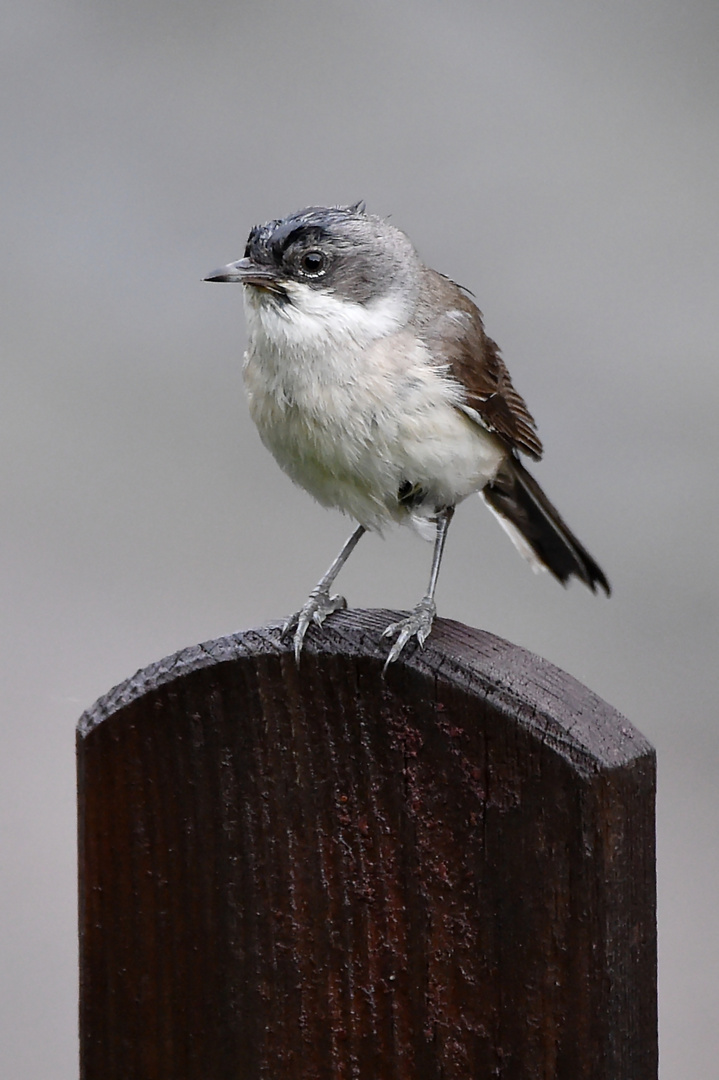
xmin=417 ymin=269 xmax=543 ymax=460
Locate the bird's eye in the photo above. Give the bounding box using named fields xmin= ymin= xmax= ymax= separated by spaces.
xmin=300 ymin=250 xmax=326 ymax=275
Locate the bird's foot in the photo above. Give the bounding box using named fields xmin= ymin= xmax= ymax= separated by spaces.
xmin=381 ymin=597 xmax=436 ymax=670
xmin=282 ymin=586 xmax=348 ymax=664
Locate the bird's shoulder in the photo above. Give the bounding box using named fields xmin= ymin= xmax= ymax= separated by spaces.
xmin=413 ymin=267 xmax=543 ymax=460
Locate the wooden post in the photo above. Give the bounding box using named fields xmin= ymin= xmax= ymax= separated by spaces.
xmin=77 ymin=610 xmax=656 ymax=1079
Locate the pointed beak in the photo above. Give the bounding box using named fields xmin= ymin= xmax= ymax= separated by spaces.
xmin=204 ymin=257 xmax=280 ymax=287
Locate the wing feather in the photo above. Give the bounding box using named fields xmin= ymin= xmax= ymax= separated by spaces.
xmin=417 ymin=270 xmax=543 ymax=460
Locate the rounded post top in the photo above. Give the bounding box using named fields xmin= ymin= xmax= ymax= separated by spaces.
xmin=78 ymin=608 xmax=651 ymax=776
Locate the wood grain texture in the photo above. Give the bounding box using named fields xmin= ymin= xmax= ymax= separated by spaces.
xmin=78 ymin=610 xmax=656 ymax=1079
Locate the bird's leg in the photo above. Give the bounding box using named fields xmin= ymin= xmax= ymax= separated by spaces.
xmin=382 ymin=506 xmax=455 ymax=669
xmin=282 ymin=524 xmax=367 ymax=664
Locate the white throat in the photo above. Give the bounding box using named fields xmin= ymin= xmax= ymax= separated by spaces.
xmin=243 ymin=281 xmax=408 ymax=359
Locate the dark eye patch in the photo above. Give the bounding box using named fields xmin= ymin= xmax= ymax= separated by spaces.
xmin=300 ymin=250 xmax=326 ymax=275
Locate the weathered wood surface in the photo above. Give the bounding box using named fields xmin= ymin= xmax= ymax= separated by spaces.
xmin=77 ymin=610 xmax=656 ymax=1079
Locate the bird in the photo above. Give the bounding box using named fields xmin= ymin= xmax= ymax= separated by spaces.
xmin=205 ymin=202 xmax=609 ymax=668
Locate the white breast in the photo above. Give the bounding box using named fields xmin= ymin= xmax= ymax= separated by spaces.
xmin=242 ymin=284 xmax=505 ymax=532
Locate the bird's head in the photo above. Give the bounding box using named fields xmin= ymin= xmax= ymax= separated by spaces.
xmin=205 ymin=203 xmax=420 ymax=323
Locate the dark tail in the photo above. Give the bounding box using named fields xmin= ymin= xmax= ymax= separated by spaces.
xmin=482 ymin=457 xmax=611 ymax=595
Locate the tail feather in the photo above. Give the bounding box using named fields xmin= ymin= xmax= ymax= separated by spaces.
xmin=481 ymin=458 xmax=611 ymax=595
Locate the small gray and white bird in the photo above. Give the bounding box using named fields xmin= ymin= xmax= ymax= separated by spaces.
xmin=206 ymin=203 xmax=609 ymax=666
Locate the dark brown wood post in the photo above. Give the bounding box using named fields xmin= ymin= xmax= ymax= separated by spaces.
xmin=77 ymin=610 xmax=656 ymax=1079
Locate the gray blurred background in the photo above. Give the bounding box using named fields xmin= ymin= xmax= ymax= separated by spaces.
xmin=2 ymin=0 xmax=717 ymax=1075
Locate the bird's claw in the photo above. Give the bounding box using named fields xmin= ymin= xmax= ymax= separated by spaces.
xmin=381 ymin=597 xmax=437 ymax=671
xmin=282 ymin=587 xmax=348 ymax=664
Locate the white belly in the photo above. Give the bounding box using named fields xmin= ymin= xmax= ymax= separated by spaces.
xmin=242 ymin=291 xmax=505 ymax=532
